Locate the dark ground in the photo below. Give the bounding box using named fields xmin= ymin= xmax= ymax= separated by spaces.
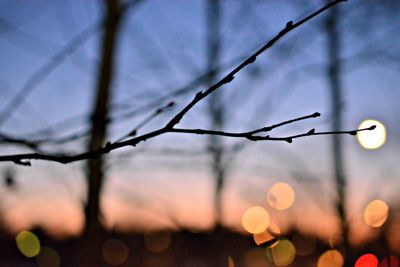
xmin=0 ymin=226 xmax=396 ymax=267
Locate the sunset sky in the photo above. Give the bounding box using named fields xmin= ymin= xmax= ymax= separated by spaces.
xmin=0 ymin=0 xmax=399 ymax=250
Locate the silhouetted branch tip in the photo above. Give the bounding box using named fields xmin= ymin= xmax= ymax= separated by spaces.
xmin=313 ymin=112 xmax=321 ymax=117
xmin=350 ymin=126 xmax=376 ymax=135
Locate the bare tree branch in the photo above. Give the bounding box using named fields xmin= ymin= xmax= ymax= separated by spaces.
xmin=170 ymin=122 xmax=374 ymax=144
xmin=164 ymin=0 xmax=347 ymax=129
xmin=0 ymin=113 xmax=374 ymax=166
xmin=0 ymin=0 xmax=357 ymax=166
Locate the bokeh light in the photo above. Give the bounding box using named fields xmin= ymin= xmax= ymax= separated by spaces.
xmin=266 ymin=238 xmax=296 ymax=266
xmin=102 ymin=238 xmax=129 ymax=265
xmin=292 ymin=234 xmax=316 ymax=257
xmin=241 ymin=206 xmax=270 ymax=234
xmin=253 ymin=222 xmax=281 ymax=245
xmin=354 ymin=254 xmax=378 ymax=267
xmin=357 ymin=119 xmax=386 ymax=150
xmin=363 ymin=199 xmax=389 ymax=228
xmin=268 ymin=222 xmax=281 ymax=235
xmin=15 ymin=230 xmax=41 ymax=258
xmin=267 ymin=182 xmax=295 ymax=211
xmin=228 ymin=256 xmax=235 ymax=267
xmin=243 ymin=248 xmax=270 ymax=267
xmin=317 ymin=249 xmax=344 ymax=267
xmin=253 ymin=230 xmax=275 ymax=246
xmin=36 ymin=246 xmax=61 ymax=267
xmin=379 ymin=256 xmax=399 ymax=267
xmin=144 ymin=230 xmax=172 ymax=253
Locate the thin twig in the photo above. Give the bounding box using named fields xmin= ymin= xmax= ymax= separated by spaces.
xmin=0 ymin=132 xmax=40 ymax=149
xmin=171 ymin=125 xmax=375 ymax=143
xmin=114 ymin=101 xmax=175 ymax=142
xmin=0 ymin=114 xmax=374 ymax=166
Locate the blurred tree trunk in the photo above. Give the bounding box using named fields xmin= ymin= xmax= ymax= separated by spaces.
xmin=325 ymin=4 xmax=350 ymax=259
xmin=206 ymin=0 xmax=225 ymax=228
xmin=80 ymin=0 xmax=123 ymax=266
xmin=0 ymin=168 xmax=16 ymax=232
